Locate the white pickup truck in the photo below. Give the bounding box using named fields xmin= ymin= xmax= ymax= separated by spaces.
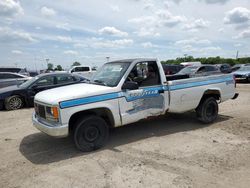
xmin=33 ymin=58 xmax=238 ymax=151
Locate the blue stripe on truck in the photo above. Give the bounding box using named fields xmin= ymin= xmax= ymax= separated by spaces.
xmin=59 ymin=92 xmax=121 ymax=109
xmin=168 ymin=76 xmax=233 ymax=91
xmin=59 ymin=76 xmax=233 ymax=109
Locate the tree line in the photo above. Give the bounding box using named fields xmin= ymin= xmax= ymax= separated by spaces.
xmin=47 ymin=61 xmax=81 ymax=71
xmin=161 ymin=56 xmax=250 ymax=66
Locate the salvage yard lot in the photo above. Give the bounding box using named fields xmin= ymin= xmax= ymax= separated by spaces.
xmin=0 ymin=84 xmax=250 ymax=188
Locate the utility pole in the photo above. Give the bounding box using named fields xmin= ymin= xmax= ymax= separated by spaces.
xmin=236 ymin=51 xmax=239 ymax=59
xmin=45 ymin=58 xmax=49 ymax=70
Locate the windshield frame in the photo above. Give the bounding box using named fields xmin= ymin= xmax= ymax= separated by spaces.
xmin=90 ymin=61 xmax=132 ymax=87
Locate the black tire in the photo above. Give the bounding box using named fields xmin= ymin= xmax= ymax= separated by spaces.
xmin=73 ymin=115 xmax=109 ymax=152
xmin=247 ymin=77 xmax=250 ymax=83
xmin=4 ymin=95 xmax=24 ymax=110
xmin=196 ymin=97 xmax=218 ymax=124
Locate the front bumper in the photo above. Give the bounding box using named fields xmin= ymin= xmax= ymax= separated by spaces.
xmin=232 ymin=93 xmax=239 ymax=100
xmin=32 ymin=113 xmax=69 ymax=137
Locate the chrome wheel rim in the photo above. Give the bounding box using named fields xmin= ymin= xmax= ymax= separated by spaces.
xmin=9 ymin=97 xmax=22 ymax=109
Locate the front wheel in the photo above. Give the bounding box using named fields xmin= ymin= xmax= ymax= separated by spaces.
xmin=5 ymin=95 xmax=24 ymax=110
xmin=196 ymin=97 xmax=218 ymax=124
xmin=73 ymin=116 xmax=109 ymax=152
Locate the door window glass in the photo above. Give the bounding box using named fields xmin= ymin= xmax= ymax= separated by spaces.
xmin=36 ymin=77 xmax=54 ymax=86
xmin=127 ymin=61 xmax=161 ymax=87
xmin=56 ymin=75 xmax=74 ymax=84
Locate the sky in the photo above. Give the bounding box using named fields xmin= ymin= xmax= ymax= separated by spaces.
xmin=0 ymin=0 xmax=250 ymax=70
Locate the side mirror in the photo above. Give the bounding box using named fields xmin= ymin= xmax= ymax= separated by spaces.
xmin=122 ymin=81 xmax=139 ymax=90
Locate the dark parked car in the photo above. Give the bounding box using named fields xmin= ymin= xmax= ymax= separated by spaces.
xmin=215 ymin=64 xmax=232 ymax=73
xmin=0 ymin=73 xmax=87 ymax=110
xmin=176 ymin=65 xmax=220 ymax=77
xmin=233 ymin=66 xmax=250 ymax=82
xmin=0 ymin=72 xmax=32 ymax=89
xmin=162 ymin=64 xmax=184 ymax=75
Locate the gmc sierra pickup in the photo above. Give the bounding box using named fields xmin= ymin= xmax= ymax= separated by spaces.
xmin=32 ymin=58 xmax=238 ymax=151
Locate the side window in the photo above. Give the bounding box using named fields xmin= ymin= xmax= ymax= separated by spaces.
xmin=206 ymin=66 xmax=216 ymax=72
xmin=197 ymin=67 xmax=206 ymax=73
xmin=36 ymin=76 xmax=54 ymax=86
xmin=56 ymin=75 xmax=74 ymax=84
xmin=127 ymin=61 xmax=160 ymax=87
xmin=75 ymin=67 xmax=90 ymax=72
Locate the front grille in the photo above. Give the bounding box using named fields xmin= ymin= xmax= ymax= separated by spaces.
xmin=235 ymin=74 xmax=244 ymax=78
xmin=36 ymin=104 xmax=46 ymax=119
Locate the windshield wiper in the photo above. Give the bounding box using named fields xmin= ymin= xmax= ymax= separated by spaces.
xmin=92 ymin=79 xmax=107 ymax=86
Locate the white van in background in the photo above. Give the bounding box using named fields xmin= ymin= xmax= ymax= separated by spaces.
xmin=180 ymin=62 xmax=201 ymax=67
xmin=69 ymin=66 xmax=96 ymax=79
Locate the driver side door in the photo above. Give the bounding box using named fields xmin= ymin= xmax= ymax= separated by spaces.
xmin=27 ymin=76 xmax=56 ymax=105
xmin=119 ymin=61 xmax=166 ymax=125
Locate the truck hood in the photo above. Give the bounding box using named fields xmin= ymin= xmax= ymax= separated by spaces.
xmin=35 ymin=83 xmax=116 ymax=105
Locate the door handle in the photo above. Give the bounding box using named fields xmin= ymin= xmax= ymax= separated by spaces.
xmin=158 ymin=89 xmax=164 ymax=94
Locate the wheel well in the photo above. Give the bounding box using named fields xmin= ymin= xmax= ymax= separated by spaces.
xmin=68 ymin=108 xmax=115 ymax=133
xmin=199 ymin=90 xmax=221 ymax=105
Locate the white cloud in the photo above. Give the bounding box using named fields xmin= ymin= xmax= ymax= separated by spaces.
xmin=11 ymin=50 xmax=22 ymax=54
xmin=73 ymin=43 xmax=88 ymax=48
xmin=156 ymin=10 xmax=186 ymax=27
xmin=128 ymin=16 xmax=155 ymax=25
xmin=224 ymin=7 xmax=250 ymax=24
xmin=141 ymin=42 xmax=158 ymax=48
xmin=143 ymin=2 xmax=154 ymax=10
xmin=203 ymin=0 xmax=230 ymax=4
xmin=40 ymin=6 xmax=56 ymax=17
xmin=234 ymin=29 xmax=250 ymax=39
xmin=91 ymin=38 xmax=133 ymax=48
xmin=56 ymin=23 xmax=71 ymax=31
xmin=98 ymin=26 xmax=128 ymax=37
xmin=135 ymin=27 xmax=160 ymax=37
xmin=63 ymin=50 xmax=78 ymax=55
xmin=182 ymin=45 xmax=221 ymax=53
xmin=175 ymin=38 xmax=211 ymax=45
xmin=0 ymin=27 xmax=36 ymax=43
xmin=184 ymin=18 xmax=210 ymax=30
xmin=56 ymin=36 xmax=72 ymax=43
xmin=0 ymin=0 xmax=23 ymax=18
xmin=110 ymin=5 xmax=120 ymax=12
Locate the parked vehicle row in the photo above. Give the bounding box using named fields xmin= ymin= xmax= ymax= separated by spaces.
xmin=0 ymin=73 xmax=87 ymax=110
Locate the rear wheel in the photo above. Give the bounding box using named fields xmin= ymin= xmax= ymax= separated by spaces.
xmin=73 ymin=115 xmax=109 ymax=152
xmin=196 ymin=97 xmax=218 ymax=124
xmin=5 ymin=95 xmax=24 ymax=110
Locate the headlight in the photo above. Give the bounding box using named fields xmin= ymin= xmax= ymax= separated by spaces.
xmin=45 ymin=106 xmax=59 ymax=122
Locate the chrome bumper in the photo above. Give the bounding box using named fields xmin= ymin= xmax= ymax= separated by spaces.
xmin=32 ymin=113 xmax=69 ymax=137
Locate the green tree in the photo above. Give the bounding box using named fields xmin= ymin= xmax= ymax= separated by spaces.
xmin=56 ymin=65 xmax=63 ymax=71
xmin=47 ymin=63 xmax=54 ymax=70
xmin=72 ymin=61 xmax=81 ymax=67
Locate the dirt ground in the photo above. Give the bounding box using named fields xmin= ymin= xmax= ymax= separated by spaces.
xmin=0 ymin=84 xmax=249 ymax=188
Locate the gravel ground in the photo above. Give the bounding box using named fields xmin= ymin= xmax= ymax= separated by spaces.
xmin=0 ymin=84 xmax=249 ymax=188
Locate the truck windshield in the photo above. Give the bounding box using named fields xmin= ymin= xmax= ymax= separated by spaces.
xmin=90 ymin=62 xmax=131 ymax=87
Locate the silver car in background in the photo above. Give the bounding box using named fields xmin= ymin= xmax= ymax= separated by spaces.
xmin=0 ymin=72 xmax=32 ymax=89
